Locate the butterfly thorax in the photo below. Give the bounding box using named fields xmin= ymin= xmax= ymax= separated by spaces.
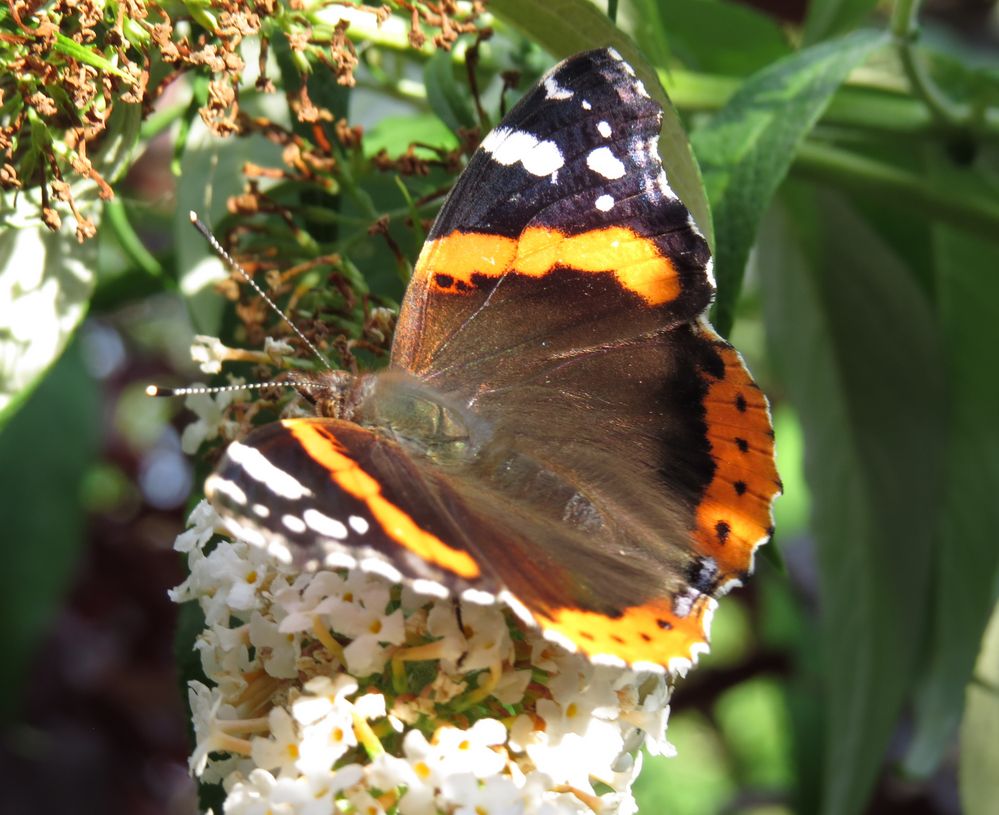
xmin=310 ymin=369 xmax=492 ymax=467
xmin=309 ymin=369 xmax=605 ymax=533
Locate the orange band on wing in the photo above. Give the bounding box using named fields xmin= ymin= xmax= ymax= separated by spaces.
xmin=283 ymin=420 xmax=481 ymax=579
xmin=415 ymin=226 xmax=680 ymax=306
xmin=693 ymin=342 xmax=780 ymax=578
xmin=542 ymin=595 xmax=713 ymax=668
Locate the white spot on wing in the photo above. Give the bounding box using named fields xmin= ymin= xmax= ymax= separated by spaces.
xmin=324 ymin=550 xmax=358 ymax=570
xmin=480 ymin=127 xmax=564 ymax=178
xmin=461 ymin=588 xmax=496 ymax=605
xmin=668 ymin=656 xmax=692 ymax=677
xmin=252 ymin=503 xmax=270 ymax=518
xmin=657 ymin=170 xmax=678 ymax=200
xmin=704 ymin=256 xmax=717 ymax=288
xmin=587 ymin=146 xmax=626 ymax=180
xmin=282 ymin=514 xmax=307 ymax=534
xmin=266 ymin=538 xmax=293 ymax=564
xmin=205 ymin=475 xmax=247 ymax=506
xmin=411 ymin=579 xmax=450 ymax=599
xmin=595 ymin=194 xmax=615 ymax=212
xmin=359 ymin=557 xmax=404 ymax=583
xmin=581 ymin=99 xmax=592 ymax=111
xmin=348 ymin=515 xmax=369 ymax=535
xmin=541 ymin=628 xmax=580 ymax=654
xmin=304 ymin=508 xmax=348 ymax=539
xmin=543 ymin=75 xmax=573 ymax=100
xmin=498 ymin=590 xmax=535 ymax=626
xmin=591 ymin=652 xmax=628 ymax=668
xmin=223 ymin=517 xmax=267 ymax=548
xmin=597 ymin=120 xmax=612 ymax=138
xmin=226 ymin=441 xmax=313 ymax=499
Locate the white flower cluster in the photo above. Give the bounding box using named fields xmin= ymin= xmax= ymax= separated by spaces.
xmin=171 ymin=501 xmax=676 ymax=815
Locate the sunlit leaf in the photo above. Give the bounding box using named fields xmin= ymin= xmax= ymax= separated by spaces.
xmin=905 ymin=147 xmax=999 ymax=775
xmin=692 ymin=29 xmax=884 ymax=336
xmin=960 ymin=601 xmax=999 ymax=815
xmin=759 ymin=188 xmax=946 ymax=815
xmin=0 ymin=202 xmax=97 ymax=426
xmin=630 ymin=0 xmax=790 ymax=76
xmin=424 ymin=49 xmax=477 ymax=132
xmin=802 ymin=0 xmax=880 ymax=44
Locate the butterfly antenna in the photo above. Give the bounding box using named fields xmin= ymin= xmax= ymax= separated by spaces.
xmin=188 ymin=211 xmax=335 ymax=373
xmin=146 ymin=376 xmax=333 ymax=399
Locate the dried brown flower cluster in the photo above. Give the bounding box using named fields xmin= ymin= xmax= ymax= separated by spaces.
xmin=0 ymin=0 xmax=485 ymax=240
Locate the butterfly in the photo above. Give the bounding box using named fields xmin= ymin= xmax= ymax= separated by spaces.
xmin=205 ymin=47 xmax=780 ymax=674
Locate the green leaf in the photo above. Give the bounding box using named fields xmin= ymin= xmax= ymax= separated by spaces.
xmin=759 ymin=188 xmax=947 ymax=815
xmin=53 ymin=32 xmax=132 ymax=80
xmin=960 ymin=601 xmax=999 ymax=815
xmin=692 ymin=29 xmax=884 ymax=336
xmin=424 ymin=50 xmax=478 ymax=132
xmin=0 ymin=341 xmax=98 ymax=721
xmin=363 ymin=113 xmax=458 ymax=158
xmin=489 ymin=0 xmax=714 ymax=246
xmin=0 ymin=206 xmax=97 ymax=427
xmin=174 ymin=124 xmax=284 ymax=334
xmin=802 ymin=0 xmax=880 ymax=44
xmin=631 ymin=0 xmax=790 ymax=76
xmin=904 ymin=147 xmax=999 ymax=775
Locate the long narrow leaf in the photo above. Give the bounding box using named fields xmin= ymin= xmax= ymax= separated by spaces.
xmin=760 ymin=189 xmax=946 ymax=815
xmin=692 ymin=29 xmax=884 ymax=336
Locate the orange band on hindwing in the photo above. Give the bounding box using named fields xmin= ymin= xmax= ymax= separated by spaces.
xmin=694 ymin=343 xmax=780 ymax=579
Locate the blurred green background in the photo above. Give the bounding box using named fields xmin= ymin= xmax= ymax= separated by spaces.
xmin=2 ymin=1 xmax=998 ymax=814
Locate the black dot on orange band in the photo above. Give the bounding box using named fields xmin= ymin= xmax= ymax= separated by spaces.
xmin=435 ymin=273 xmax=454 ymax=288
xmin=735 ymin=393 xmax=747 ymax=412
xmin=734 ymin=480 xmax=747 ymax=496
xmin=735 ymin=437 xmax=749 ymax=453
xmin=581 ymin=631 xmax=595 ymax=641
xmin=611 ymin=634 xmax=625 ymax=645
xmin=656 ymin=618 xmax=672 ymax=630
xmin=715 ymin=520 xmax=731 ymax=544
xmin=640 ymin=632 xmax=652 ymax=642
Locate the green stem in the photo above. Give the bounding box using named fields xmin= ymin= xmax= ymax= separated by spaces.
xmin=663 ymin=69 xmax=936 ymax=136
xmin=103 ymin=198 xmax=164 ymax=278
xmin=793 ymin=140 xmax=999 ymax=240
xmin=890 ymin=0 xmax=971 ymax=130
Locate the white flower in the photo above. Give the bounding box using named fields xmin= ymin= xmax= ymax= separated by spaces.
xmin=171 ymin=505 xmax=678 ymax=815
xmin=264 ymin=336 xmax=295 ymax=360
xmin=456 ymin=602 xmax=514 ymax=672
xmin=291 ymin=676 xmax=360 ymax=773
xmin=188 ymin=681 xmax=242 ymax=776
xmin=222 ymin=768 xmax=280 ymax=815
xmin=174 ymin=499 xmax=219 ymax=553
xmin=442 ymin=773 xmax=526 ymax=815
xmin=180 ymin=376 xmax=244 ymax=454
xmin=251 ymin=707 xmax=302 ymax=778
xmin=275 ymin=766 xmax=365 ymax=815
xmin=249 ymin=611 xmax=300 ymax=679
xmin=191 ymin=334 xmax=229 ymax=374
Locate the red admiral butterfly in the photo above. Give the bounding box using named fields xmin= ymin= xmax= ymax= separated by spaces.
xmin=205 ymin=48 xmax=780 ymax=674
